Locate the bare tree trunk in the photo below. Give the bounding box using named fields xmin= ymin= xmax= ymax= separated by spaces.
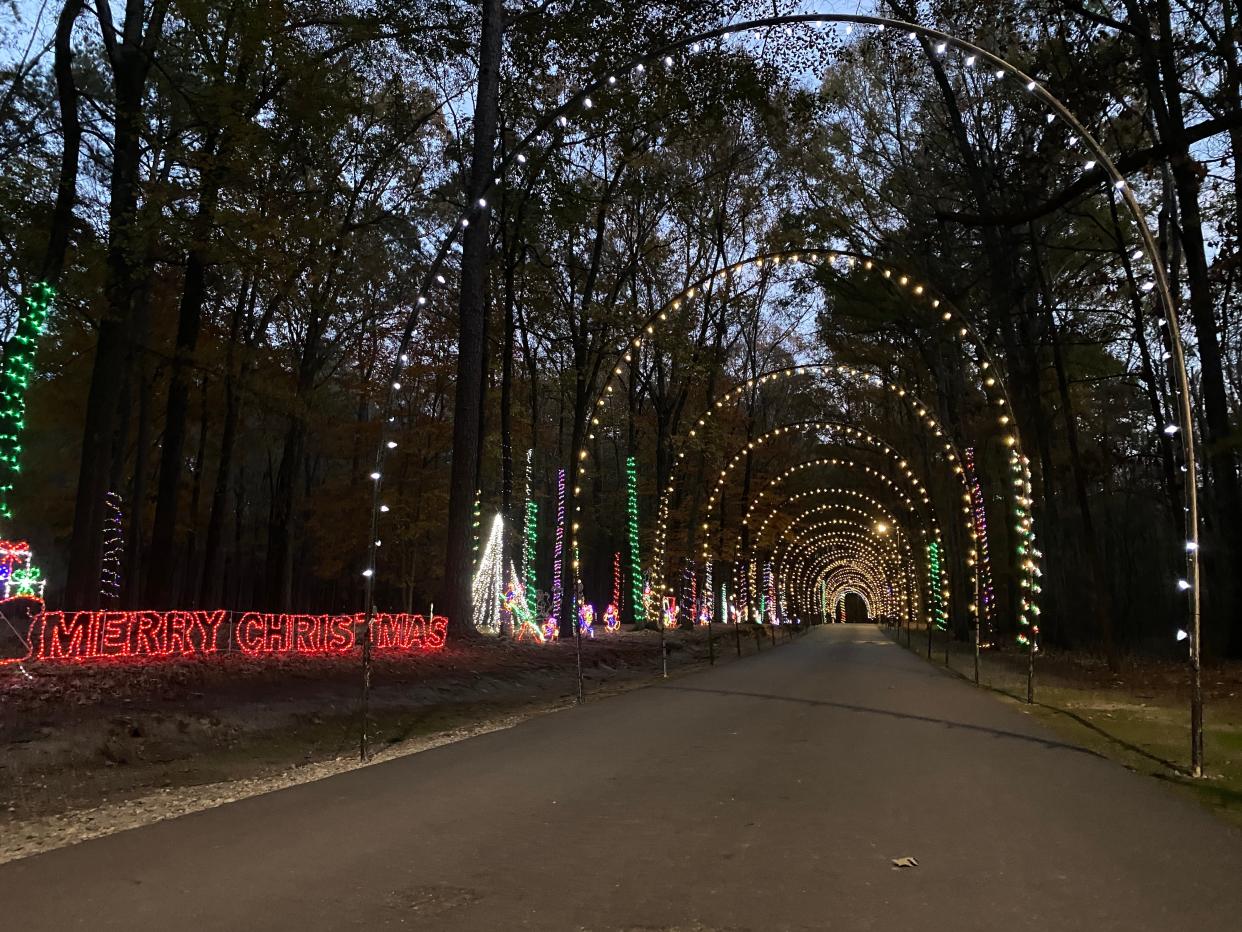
xmin=443 ymin=0 xmax=503 ymax=638
xmin=148 ymin=173 xmax=221 ymax=603
xmin=65 ymin=0 xmax=169 ymax=605
xmin=39 ymin=0 xmax=84 ymax=285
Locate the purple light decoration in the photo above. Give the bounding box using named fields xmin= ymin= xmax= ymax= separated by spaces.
xmin=552 ymin=468 xmax=566 ymax=627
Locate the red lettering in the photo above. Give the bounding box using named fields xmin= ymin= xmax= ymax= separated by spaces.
xmin=238 ymin=612 xmax=265 ymax=654
xmin=425 ymin=616 xmax=448 ymax=650
xmin=264 ymin=614 xmax=290 ymax=653
xmin=98 ymin=612 xmax=129 ymax=657
xmin=41 ymin=611 xmax=92 ymax=660
xmin=134 ymin=611 xmax=165 ymax=655
xmin=196 ymin=610 xmax=228 ymax=653
xmin=292 ymin=614 xmax=321 ymax=653
xmin=15 ymin=607 xmax=449 ymax=665
xmin=165 ymin=612 xmax=197 ymax=655
xmin=328 ymin=615 xmax=355 ymax=652
xmin=373 ymin=613 xmax=418 ymax=650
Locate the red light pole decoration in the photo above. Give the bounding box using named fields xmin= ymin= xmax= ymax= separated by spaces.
xmin=550 ymin=468 xmax=566 ymax=636
xmin=1 ymin=539 xmax=45 ymax=600
xmin=603 ymin=551 xmax=621 ymax=632
xmin=963 ymin=448 xmax=995 ymax=643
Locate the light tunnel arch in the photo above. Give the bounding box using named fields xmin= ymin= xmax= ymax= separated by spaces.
xmin=635 ymin=357 xmax=1006 ymax=572
xmin=689 ymin=418 xmax=949 ymax=560
xmin=750 ymin=488 xmax=919 ymax=549
xmin=357 ymin=14 xmax=1200 ymax=693
xmin=584 ymin=262 xmax=1030 ymax=640
xmin=783 ymin=538 xmax=904 ymax=615
xmin=511 ymin=17 xmax=1183 ymax=653
xmin=779 ymin=529 xmax=913 ymax=623
xmin=830 ymin=587 xmax=874 ymax=622
xmin=683 ymin=441 xmax=949 ymax=627
xmin=665 ymin=361 xmax=1011 ymax=622
xmin=809 ymin=560 xmax=890 ymax=619
xmin=648 ymin=366 xmax=1004 ymax=630
xmin=756 ymin=486 xmax=942 ymax=630
xmin=706 ymin=464 xmax=941 ymax=630
xmin=676 ymin=419 xmax=956 ymax=599
xmin=776 ymin=523 xmax=910 ymax=586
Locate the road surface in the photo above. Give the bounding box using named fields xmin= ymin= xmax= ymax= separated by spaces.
xmin=3 ymin=624 xmax=1241 ymax=930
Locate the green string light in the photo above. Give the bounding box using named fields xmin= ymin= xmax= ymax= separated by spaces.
xmin=523 ymin=502 xmax=538 ymax=619
xmin=0 ymin=281 xmax=55 ymax=520
xmin=927 ymin=540 xmax=948 ymax=630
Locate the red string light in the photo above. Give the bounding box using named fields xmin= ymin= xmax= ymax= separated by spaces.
xmin=1 ymin=610 xmax=448 ymax=665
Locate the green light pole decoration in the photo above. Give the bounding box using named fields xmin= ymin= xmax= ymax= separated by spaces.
xmin=626 ymin=455 xmax=644 ymax=627
xmin=927 ymin=540 xmax=948 ymax=630
xmin=0 ymin=282 xmax=55 ymax=521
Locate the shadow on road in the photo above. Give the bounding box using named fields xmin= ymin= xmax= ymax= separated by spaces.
xmin=929 ymin=648 xmax=1192 ymax=776
xmin=656 ymin=683 xmax=1107 ymax=758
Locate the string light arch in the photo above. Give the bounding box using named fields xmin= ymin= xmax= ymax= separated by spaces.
xmin=778 ymin=526 xmax=917 ymax=625
xmin=807 ymin=557 xmax=891 ymax=619
xmin=351 ymin=11 xmax=1202 ymax=771
xmin=681 ymin=419 xmax=955 ymax=591
xmin=649 ymin=363 xmax=1019 ymax=633
xmin=750 ymin=484 xmax=943 ymax=631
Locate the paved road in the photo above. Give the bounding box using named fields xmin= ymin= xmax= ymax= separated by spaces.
xmin=4 ymin=625 xmax=1242 ymax=930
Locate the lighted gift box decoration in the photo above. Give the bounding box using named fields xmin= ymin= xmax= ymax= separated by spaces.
xmin=0 ymin=539 xmax=45 ymax=601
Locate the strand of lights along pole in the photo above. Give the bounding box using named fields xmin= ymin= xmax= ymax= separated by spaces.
xmin=523 ymin=451 xmax=538 ymax=619
xmin=0 ymin=281 xmax=54 ymax=520
xmin=551 ymin=468 xmax=566 ymax=631
xmin=100 ymin=491 xmax=124 ymax=602
xmin=604 ymin=551 xmax=621 ymax=632
xmin=625 ymin=456 xmax=644 ymax=627
xmin=963 ymin=447 xmax=995 ymax=642
xmin=701 ymin=560 xmax=712 ymax=624
xmin=927 ymin=540 xmax=948 ymax=630
xmin=471 ymin=490 xmax=482 ymax=565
